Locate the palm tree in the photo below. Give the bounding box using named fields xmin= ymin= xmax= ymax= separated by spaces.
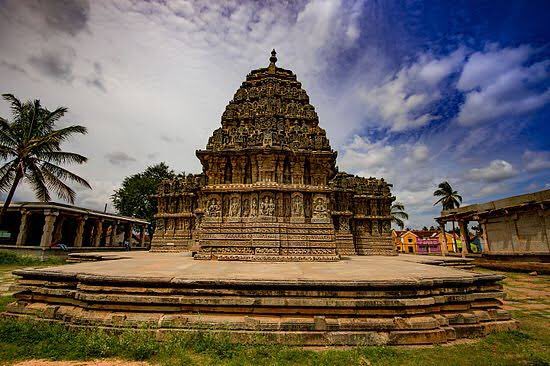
xmin=0 ymin=94 xmax=91 ymax=222
xmin=391 ymin=202 xmax=408 ymax=229
xmin=433 ymin=181 xmax=462 ymax=252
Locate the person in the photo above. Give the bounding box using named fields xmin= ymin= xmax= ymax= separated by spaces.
xmin=123 ymin=239 xmax=130 ymax=251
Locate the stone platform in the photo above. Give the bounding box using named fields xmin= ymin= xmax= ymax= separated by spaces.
xmin=4 ymin=252 xmax=517 ymax=346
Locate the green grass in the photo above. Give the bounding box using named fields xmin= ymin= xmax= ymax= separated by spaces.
xmin=0 ymin=312 xmax=548 ymax=366
xmin=0 ymin=250 xmax=66 ymax=266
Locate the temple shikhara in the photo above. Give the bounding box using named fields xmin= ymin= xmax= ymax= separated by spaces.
xmin=151 ymin=50 xmax=395 ymax=260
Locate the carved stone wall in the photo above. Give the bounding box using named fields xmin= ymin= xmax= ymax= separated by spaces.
xmin=150 ymin=51 xmax=395 ymax=259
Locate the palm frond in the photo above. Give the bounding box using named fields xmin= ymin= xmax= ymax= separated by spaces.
xmin=42 ymin=107 xmax=68 ymax=126
xmin=2 ymin=94 xmax=24 ymax=118
xmin=392 ymin=211 xmax=409 ymax=220
xmin=25 ymin=162 xmax=50 ymax=202
xmin=27 ymin=125 xmax=87 ymax=150
xmin=0 ymin=160 xmax=16 ymax=192
xmin=41 ymin=163 xmax=76 ymax=203
xmin=41 ymin=161 xmax=91 ymax=189
xmin=37 ymin=151 xmax=88 ymax=165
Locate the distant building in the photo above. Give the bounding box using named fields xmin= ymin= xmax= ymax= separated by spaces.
xmin=393 ymin=229 xmax=458 ymax=254
xmin=0 ymin=201 xmax=149 ymax=255
xmin=436 ymin=189 xmax=549 ymax=258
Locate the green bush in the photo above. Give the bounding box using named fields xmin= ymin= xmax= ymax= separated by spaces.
xmin=0 ymin=250 xmax=65 ymax=266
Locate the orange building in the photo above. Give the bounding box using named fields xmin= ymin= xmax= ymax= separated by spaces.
xmin=393 ymin=230 xmax=458 ymax=254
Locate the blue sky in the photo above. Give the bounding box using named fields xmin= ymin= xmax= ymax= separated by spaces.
xmin=0 ymin=0 xmax=549 ymax=227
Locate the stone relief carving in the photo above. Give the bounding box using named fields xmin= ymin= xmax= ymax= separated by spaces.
xmin=206 ymin=198 xmax=221 ymax=217
xmin=250 ymin=196 xmax=258 ymax=217
xmin=339 ymin=217 xmax=350 ymax=232
xmin=291 ymin=193 xmax=304 ymax=217
xmin=156 ymin=218 xmax=164 ymax=231
xmin=229 ymin=195 xmax=241 ymax=217
xmin=312 ymin=195 xmax=328 ymax=219
xmin=260 ymin=195 xmax=275 ymax=216
xmin=242 ymin=198 xmax=250 ymax=217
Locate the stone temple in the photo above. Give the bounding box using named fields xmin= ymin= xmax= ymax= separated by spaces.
xmin=151 ymin=50 xmax=394 ymax=259
xmin=4 ymin=51 xmax=518 ymax=346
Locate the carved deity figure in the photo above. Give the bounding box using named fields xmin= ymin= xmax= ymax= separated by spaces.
xmin=242 ymin=199 xmax=250 ymax=217
xmin=313 ymin=196 xmax=328 ymax=219
xmin=292 ymin=194 xmax=303 ymax=216
xmin=260 ymin=196 xmax=275 ymax=216
xmin=206 ymin=198 xmax=221 ymax=217
xmin=250 ymin=197 xmax=258 ymax=217
xmin=340 ymin=217 xmax=350 ymax=231
xmin=229 ymin=196 xmax=240 ymax=217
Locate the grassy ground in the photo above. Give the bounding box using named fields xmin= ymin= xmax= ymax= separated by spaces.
xmin=0 ymin=255 xmax=548 ymax=366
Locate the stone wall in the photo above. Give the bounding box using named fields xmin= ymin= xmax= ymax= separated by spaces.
xmin=485 ymin=208 xmax=550 ymax=254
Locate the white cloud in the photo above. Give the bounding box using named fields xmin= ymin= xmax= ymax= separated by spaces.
xmin=404 ymin=144 xmax=429 ymax=165
xmin=0 ymin=0 xmax=367 ymax=212
xmin=456 ymin=44 xmax=550 ymax=126
xmin=360 ymin=48 xmax=465 ymax=131
xmin=523 ymin=150 xmax=550 ymax=173
xmin=467 ymin=160 xmax=518 ymax=183
xmin=473 ymin=183 xmax=508 ymax=198
xmin=338 ymin=135 xmax=394 ymax=174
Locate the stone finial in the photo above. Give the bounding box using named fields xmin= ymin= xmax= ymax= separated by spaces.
xmin=269 ymin=49 xmax=277 ymax=65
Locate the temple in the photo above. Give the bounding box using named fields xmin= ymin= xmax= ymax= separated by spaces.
xmin=151 ymin=50 xmax=395 ymax=260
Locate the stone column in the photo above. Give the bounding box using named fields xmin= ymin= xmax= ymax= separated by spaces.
xmin=16 ymin=210 xmax=31 ymax=246
xmin=93 ymin=219 xmax=103 ymax=247
xmin=52 ymin=215 xmax=66 ymax=244
xmin=74 ymin=215 xmax=87 ymax=247
xmin=458 ymin=220 xmax=469 ymax=258
xmin=109 ymin=221 xmax=119 ymax=246
xmin=480 ymin=220 xmax=490 ymax=253
xmin=439 ymin=222 xmax=448 ymax=257
xmin=139 ymin=225 xmax=146 ymax=247
xmin=124 ymin=223 xmax=133 ymax=247
xmin=40 ymin=210 xmax=59 ymax=248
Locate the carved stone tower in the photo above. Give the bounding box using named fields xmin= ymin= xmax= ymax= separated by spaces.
xmin=151 ymin=51 xmax=395 ymax=260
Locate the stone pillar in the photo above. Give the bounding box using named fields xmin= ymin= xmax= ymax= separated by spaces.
xmin=74 ymin=215 xmax=87 ymax=247
xmin=458 ymin=220 xmax=469 ymax=258
xmin=16 ymin=210 xmax=31 ymax=246
xmin=139 ymin=225 xmax=146 ymax=247
xmin=124 ymin=223 xmax=133 ymax=246
xmin=93 ymin=219 xmax=103 ymax=247
xmin=109 ymin=221 xmax=119 ymax=246
xmin=52 ymin=215 xmax=66 ymax=244
xmin=480 ymin=220 xmax=490 ymax=253
xmin=506 ymin=214 xmax=518 ymax=253
xmin=439 ymin=223 xmax=448 ymax=257
xmin=40 ymin=210 xmax=59 ymax=248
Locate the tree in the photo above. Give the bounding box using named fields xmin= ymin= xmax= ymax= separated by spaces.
xmin=391 ymin=202 xmax=409 ymax=229
xmin=0 ymin=94 xmax=90 ymax=222
xmin=433 ymin=181 xmax=463 ymax=253
xmin=111 ymin=162 xmax=176 ymax=234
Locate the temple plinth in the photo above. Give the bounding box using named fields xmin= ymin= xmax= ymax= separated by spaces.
xmin=151 ymin=51 xmax=395 ymax=260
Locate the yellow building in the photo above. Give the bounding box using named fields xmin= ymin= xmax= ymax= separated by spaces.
xmin=393 ymin=230 xmax=459 ymax=254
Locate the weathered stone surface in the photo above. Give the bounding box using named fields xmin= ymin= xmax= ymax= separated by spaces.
xmin=4 ymin=252 xmax=518 ymax=345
